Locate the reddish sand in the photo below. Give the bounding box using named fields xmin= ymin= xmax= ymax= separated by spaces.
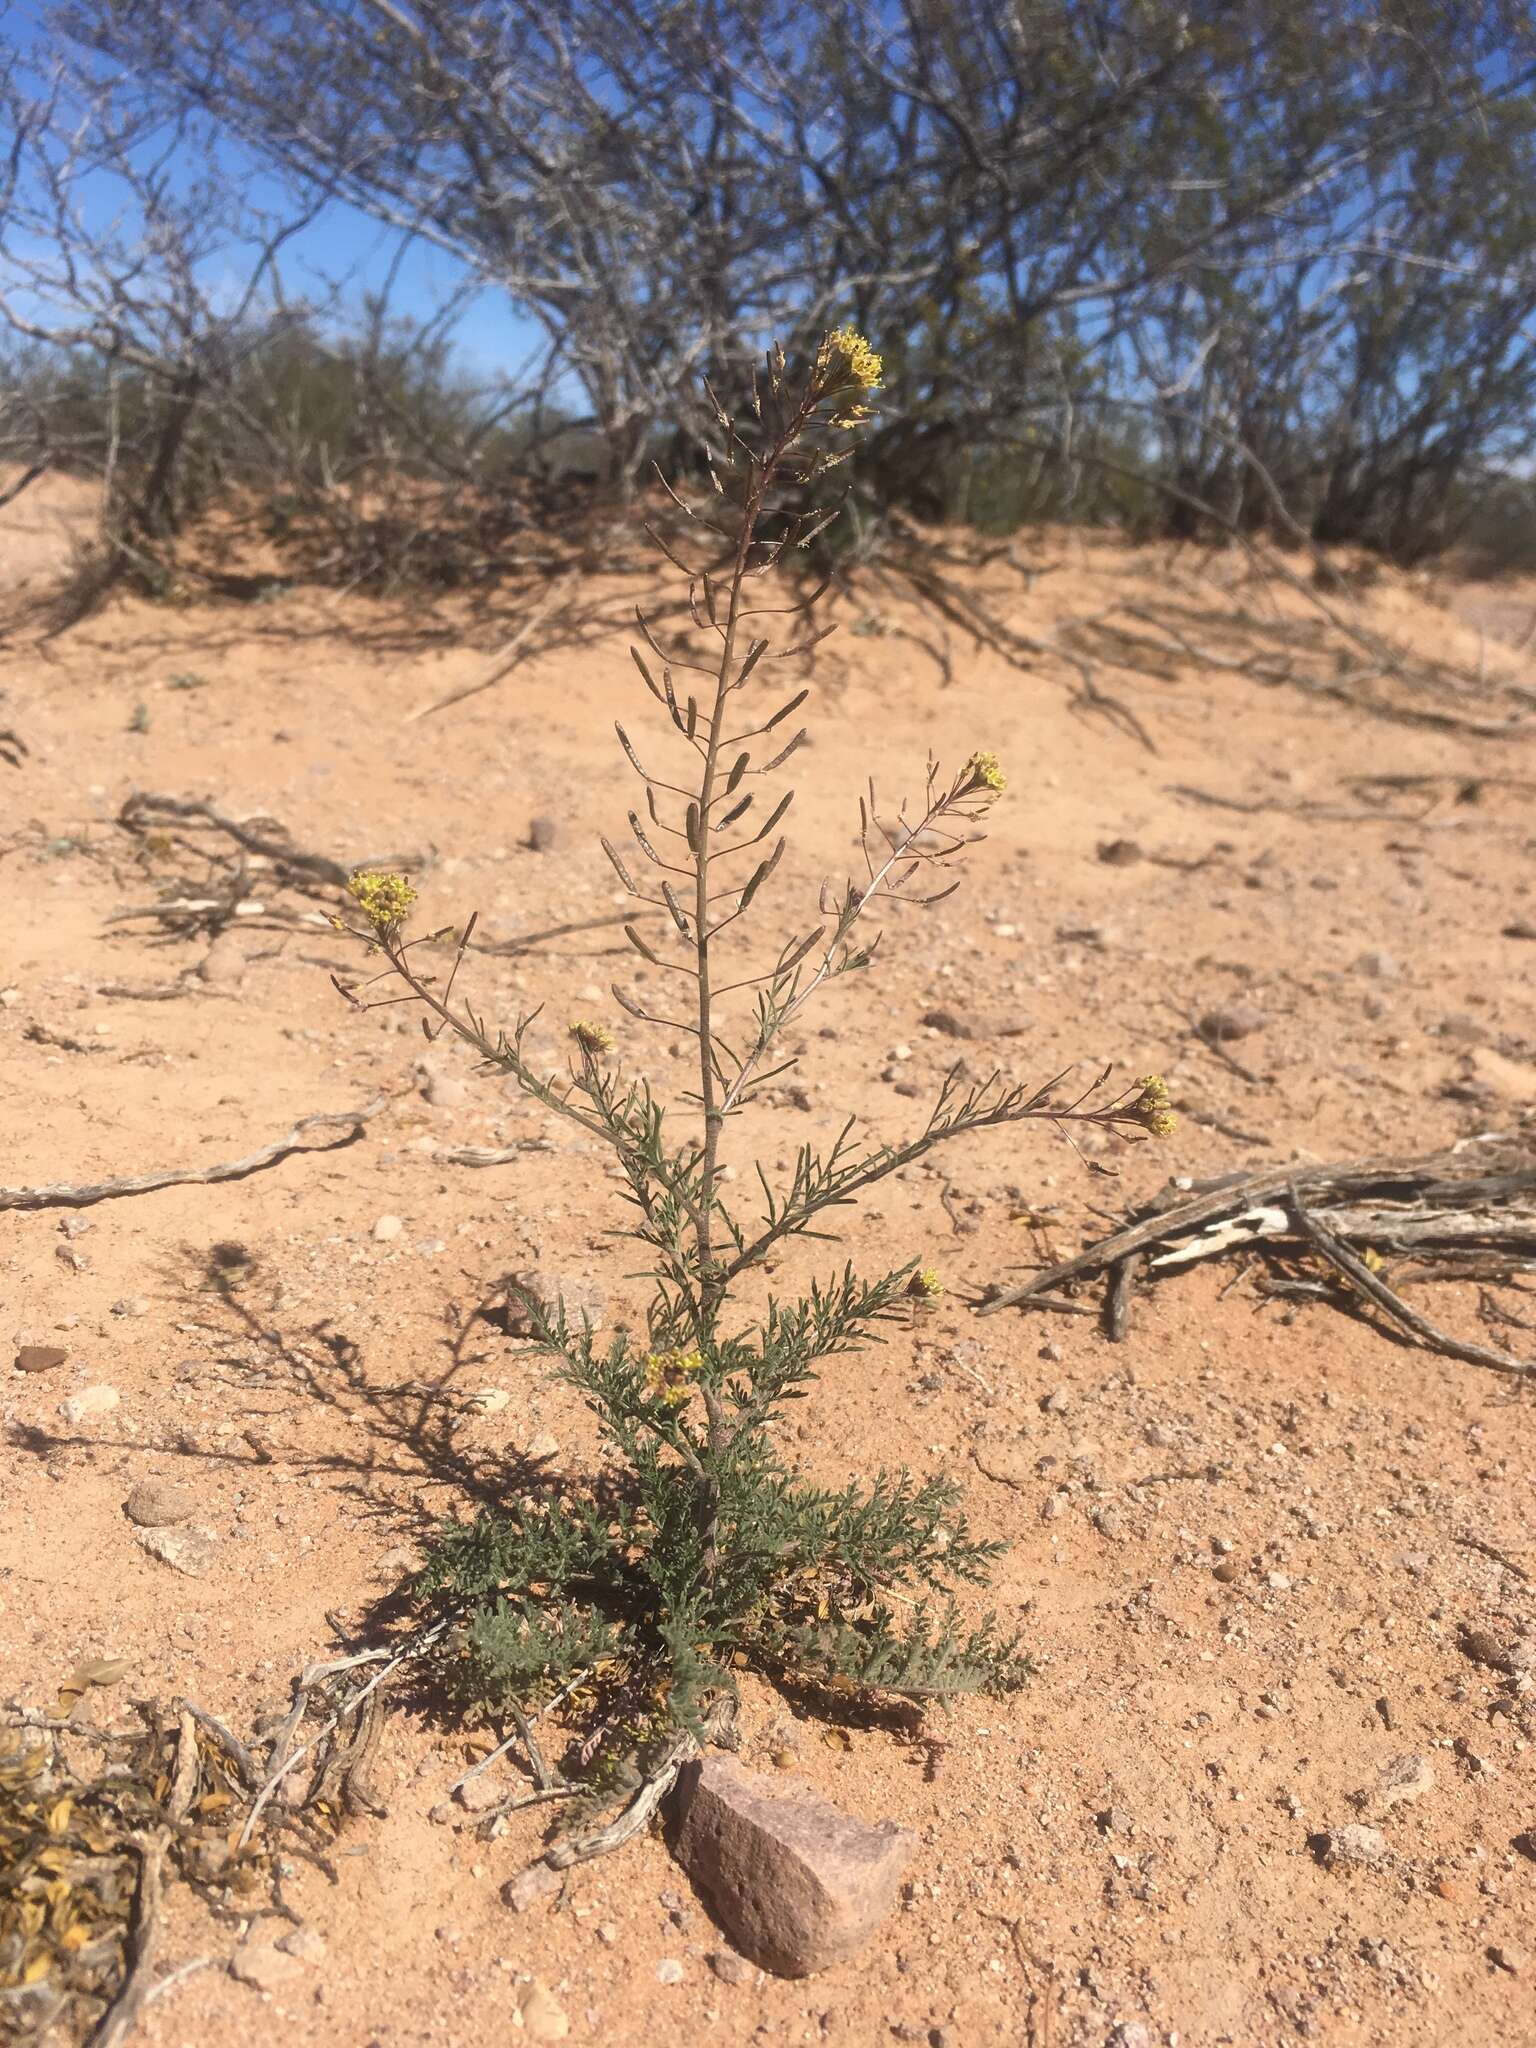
xmin=2 ymin=479 xmax=1534 ymax=2046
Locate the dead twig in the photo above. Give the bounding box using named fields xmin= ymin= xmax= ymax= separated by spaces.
xmin=1106 ymin=1251 xmax=1143 ymax=1341
xmin=118 ymin=791 xmax=422 ymax=891
xmin=0 ymin=1095 xmax=385 ymax=1212
xmin=980 ymin=1139 xmax=1536 ymax=1318
xmin=86 ymin=1830 xmax=167 ymax=2048
xmin=1288 ymin=1190 xmax=1533 ymax=1379
xmin=1455 ymin=1533 xmax=1531 ymax=1581
xmin=236 ymin=1619 xmax=451 ymax=1849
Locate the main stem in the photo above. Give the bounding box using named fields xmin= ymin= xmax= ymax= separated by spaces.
xmin=690 ymin=418 xmax=802 ymax=1564
xmin=693 ymin=455 xmax=775 ymax=1330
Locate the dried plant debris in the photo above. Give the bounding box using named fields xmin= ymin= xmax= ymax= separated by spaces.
xmin=981 ymin=1136 xmax=1536 ymax=1374
xmin=1 ymin=1631 xmax=432 ymax=2042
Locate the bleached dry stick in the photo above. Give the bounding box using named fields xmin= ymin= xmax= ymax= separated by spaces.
xmin=0 ymin=1096 xmax=385 ymax=1212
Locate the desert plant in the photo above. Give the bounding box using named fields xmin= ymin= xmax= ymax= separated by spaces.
xmin=334 ymin=331 xmax=1175 ymax=1867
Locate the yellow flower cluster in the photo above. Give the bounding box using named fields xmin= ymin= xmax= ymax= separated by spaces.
xmin=817 ymin=325 xmax=883 ymax=426
xmin=642 ymin=1346 xmax=703 ymax=1406
xmin=1133 ymin=1074 xmax=1178 ymax=1138
xmin=965 ymin=751 xmax=1006 ymax=794
xmin=569 ymin=1019 xmax=614 ymax=1055
xmin=908 ymin=1268 xmax=944 ymax=1302
xmin=347 ymin=869 xmax=416 ymax=934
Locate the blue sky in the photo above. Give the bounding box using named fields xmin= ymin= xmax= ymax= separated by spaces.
xmin=4 ymin=0 xmax=548 ymax=379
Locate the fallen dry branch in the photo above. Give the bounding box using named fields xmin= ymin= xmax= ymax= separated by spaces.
xmin=0 ymin=1097 xmax=385 ymax=1212
xmin=1289 ymin=1193 xmax=1534 ymax=1379
xmin=88 ymin=1832 xmax=167 ymax=2048
xmin=979 ymin=1137 xmax=1536 ymax=1377
xmin=117 ymin=791 xmax=424 ymax=893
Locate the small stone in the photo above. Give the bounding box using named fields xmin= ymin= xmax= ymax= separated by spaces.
xmin=1460 ymin=1624 xmax=1536 ymax=1675
xmin=59 ymin=1385 xmax=120 ymax=1425
xmin=424 ymin=1072 xmax=468 ymax=1109
xmin=1199 ymin=1004 xmax=1266 ymax=1042
xmin=275 ymin=1927 xmax=327 ymax=1963
xmin=469 ymin=1387 xmax=511 ymax=1415
xmin=1489 ymin=1944 xmax=1526 ymax=1976
xmin=199 ymin=931 xmax=257 ymax=988
xmin=124 ymin=1480 xmax=196 ymax=1528
xmin=1316 ymin=1824 xmax=1387 ymax=1870
xmin=136 ymin=1526 xmax=217 ymax=1577
xmin=1214 ymin=1555 xmax=1240 ymax=1583
xmin=109 ymin=1295 xmax=149 ymax=1318
xmin=502 ymin=1862 xmax=562 ymax=1912
xmin=1112 ymin=2025 xmax=1153 ymax=2048
xmin=373 ymin=1214 xmax=404 ymax=1242
xmin=1355 ymin=949 xmax=1401 ymax=982
xmin=455 ymin=1774 xmax=504 ymax=1813
xmin=670 ymin=1753 xmax=912 ymax=1977
xmin=1093 ymin=1507 xmax=1126 ymax=1540
xmin=1097 ymin=839 xmax=1143 ymax=867
xmin=708 ymin=1949 xmax=754 ymax=1985
xmin=14 ymin=1345 xmax=66 ymax=1373
xmin=517 ymin=1979 xmax=570 ymax=2040
xmin=230 ymin=1940 xmax=303 ymax=1992
xmin=1355 ymin=1754 xmax=1434 ymax=1817
xmin=1040 ymin=1387 xmax=1069 ymax=1414
xmin=1266 ymin=1571 xmax=1291 ymax=1591
xmin=920 ymin=1009 xmax=973 ymax=1039
xmin=528 ymin=816 xmax=562 ymax=852
xmin=596 ymin=1922 xmax=620 ymax=1945
xmin=656 ymin=1959 xmax=684 ymax=1984
xmin=524 ymin=1431 xmax=561 ymax=1461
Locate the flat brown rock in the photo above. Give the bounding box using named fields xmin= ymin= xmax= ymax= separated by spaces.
xmin=670 ymin=1754 xmax=912 ymax=1976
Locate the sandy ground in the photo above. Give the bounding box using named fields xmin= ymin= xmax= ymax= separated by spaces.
xmin=2 ymin=477 xmax=1535 ymax=2047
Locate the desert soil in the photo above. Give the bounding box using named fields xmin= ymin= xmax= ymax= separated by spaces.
xmin=2 ymin=474 xmax=1534 ymax=2047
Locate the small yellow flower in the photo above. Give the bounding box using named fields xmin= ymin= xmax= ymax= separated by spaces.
xmin=816 ymin=325 xmax=883 ymax=426
xmin=908 ymin=1268 xmax=944 ymax=1303
xmin=347 ymin=869 xmax=415 ymax=935
xmin=820 ymin=325 xmax=883 ymax=390
xmin=641 ymin=1346 xmax=703 ymax=1406
xmin=1132 ymin=1074 xmax=1178 ymax=1137
xmin=965 ymin=751 xmax=1006 ymax=794
xmin=569 ymin=1019 xmax=614 ymax=1055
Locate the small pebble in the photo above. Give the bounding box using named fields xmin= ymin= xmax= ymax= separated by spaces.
xmin=110 ymin=1296 xmax=150 ymax=1318
xmin=59 ymin=1385 xmax=121 ymax=1425
xmin=136 ymin=1526 xmax=217 ymax=1577
xmin=1355 ymin=1754 xmax=1434 ymax=1817
xmin=124 ymin=1480 xmax=196 ymax=1529
xmin=502 ymin=1862 xmax=562 ymax=1912
xmin=229 ymin=1941 xmax=302 ymax=1993
xmin=275 ymin=1927 xmax=327 ymax=1963
xmin=14 ymin=1345 xmax=67 ymax=1374
xmin=518 ymin=1979 xmax=570 ymax=2040
xmin=1199 ymin=1004 xmax=1266 ymax=1042
xmin=373 ymin=1215 xmax=404 ymax=1242
xmin=708 ymin=1949 xmax=753 ymax=1984
xmin=1317 ymin=1823 xmax=1387 ymax=1869
xmin=528 ymin=816 xmax=562 ymax=851
xmin=656 ymin=1959 xmax=685 ymax=1985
